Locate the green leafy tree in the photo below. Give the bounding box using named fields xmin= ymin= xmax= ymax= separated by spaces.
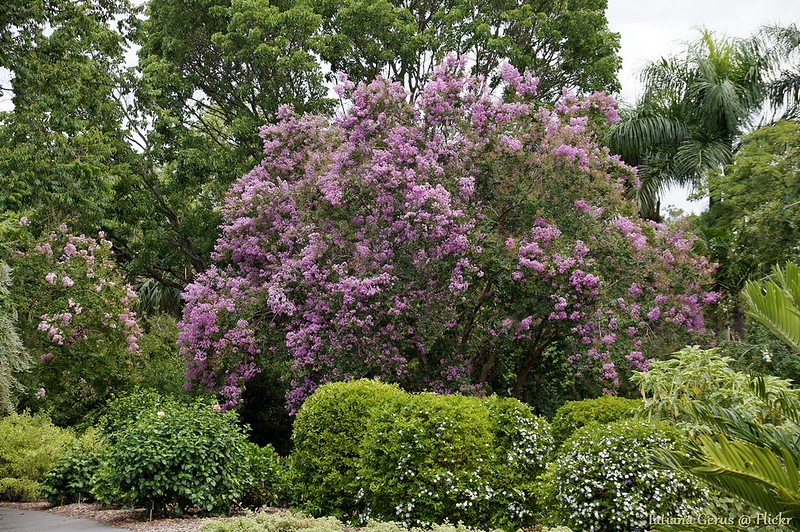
xmin=696 ymin=120 xmax=799 ymax=334
xmin=606 ymin=30 xmax=770 ymax=220
xmin=0 ymin=0 xmax=138 ymax=233
xmin=312 ymin=0 xmax=621 ymax=101
xmin=108 ymin=0 xmax=333 ymax=295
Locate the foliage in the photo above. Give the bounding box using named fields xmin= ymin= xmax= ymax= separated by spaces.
xmin=201 ymin=511 xmax=347 ymax=532
xmin=312 ymin=0 xmax=621 ymax=101
xmin=654 ymin=265 xmax=800 ymax=528
xmin=0 ymin=0 xmax=137 ymax=233
xmin=0 ymin=411 xmax=75 ymax=496
xmin=179 ymin=58 xmax=718 ymax=412
xmin=743 ymin=262 xmax=800 ymax=353
xmin=761 ymin=24 xmax=800 ymax=118
xmin=656 ymin=380 xmax=800 ymax=531
xmin=94 ymin=391 xmax=251 ymax=514
xmin=0 ymin=260 xmax=29 ymax=412
xmin=606 ymin=30 xmax=771 ymax=219
xmin=550 ymin=395 xmax=640 ymax=448
xmin=40 ymin=429 xmax=105 ymax=505
xmin=696 ymin=120 xmax=800 ymax=321
xmin=0 ymin=477 xmax=41 ymax=502
xmin=723 ymin=321 xmax=800 ymax=383
xmin=133 ymin=313 xmax=194 ymax=398
xmin=292 ymin=380 xmax=404 ymax=519
xmin=633 ymin=346 xmax=799 ymax=427
xmin=2 ymin=223 xmax=143 ymax=426
xmin=201 ymin=510 xmax=531 ymax=532
xmin=239 ymin=442 xmax=286 ymax=510
xmin=538 ymin=419 xmax=707 ymax=531
xmin=358 ymin=392 xmax=553 ymax=529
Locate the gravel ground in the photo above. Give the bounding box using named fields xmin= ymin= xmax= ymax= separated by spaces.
xmin=0 ymin=502 xmax=246 ymax=531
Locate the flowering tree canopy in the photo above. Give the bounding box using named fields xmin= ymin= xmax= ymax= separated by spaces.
xmin=179 ymin=56 xmax=718 ymax=411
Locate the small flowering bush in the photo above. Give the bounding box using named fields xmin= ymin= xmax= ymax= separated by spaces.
xmin=179 ymin=56 xmax=717 ymax=412
xmin=93 ymin=391 xmax=252 ymax=514
xmin=4 ymin=221 xmax=142 ymax=425
xmin=292 ymin=380 xmax=405 ymax=519
xmin=550 ymin=395 xmax=641 ymax=448
xmin=538 ymin=419 xmax=706 ymax=531
xmin=357 ymin=392 xmax=553 ymax=529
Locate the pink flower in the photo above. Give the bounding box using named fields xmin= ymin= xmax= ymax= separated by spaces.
xmin=35 ymin=388 xmax=46 ymax=399
xmin=45 ymin=272 xmax=57 ymax=284
xmin=61 ymin=275 xmax=74 ymax=287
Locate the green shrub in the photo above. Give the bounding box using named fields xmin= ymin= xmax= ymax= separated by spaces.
xmin=95 ymin=391 xmax=251 ymax=514
xmin=292 ymin=379 xmax=404 ymax=519
xmin=358 ymin=393 xmax=553 ymax=529
xmin=239 ymin=443 xmax=285 ymax=509
xmin=0 ymin=411 xmax=74 ymax=491
xmin=538 ymin=419 xmax=706 ymax=531
xmin=632 ymin=345 xmax=798 ymax=427
xmin=482 ymin=396 xmax=554 ymax=528
xmin=550 ymin=395 xmax=640 ymax=448
xmin=0 ymin=477 xmax=41 ymax=502
xmin=41 ymin=428 xmax=105 ymax=505
xmin=358 ymin=392 xmax=494 ymax=527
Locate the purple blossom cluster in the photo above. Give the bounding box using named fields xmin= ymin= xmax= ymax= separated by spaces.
xmin=179 ymin=57 xmax=717 ymax=410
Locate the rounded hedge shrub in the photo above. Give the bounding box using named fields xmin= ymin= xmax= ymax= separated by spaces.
xmin=358 ymin=393 xmax=553 ymax=529
xmin=94 ymin=391 xmax=251 ymax=514
xmin=292 ymin=379 xmax=404 ymax=519
xmin=539 ymin=419 xmax=706 ymax=531
xmin=550 ymin=395 xmax=640 ymax=448
xmin=482 ymin=396 xmax=554 ymax=528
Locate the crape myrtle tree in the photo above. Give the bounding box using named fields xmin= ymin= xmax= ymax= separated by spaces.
xmin=179 ymin=57 xmax=718 ymax=412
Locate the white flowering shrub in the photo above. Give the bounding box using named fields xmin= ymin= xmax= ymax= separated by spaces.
xmin=357 ymin=392 xmax=553 ymax=529
xmin=538 ymin=419 xmax=707 ymax=531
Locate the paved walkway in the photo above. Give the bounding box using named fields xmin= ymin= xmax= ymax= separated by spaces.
xmin=0 ymin=507 xmax=120 ymax=531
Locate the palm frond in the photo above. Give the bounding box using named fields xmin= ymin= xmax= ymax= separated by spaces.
xmin=742 ymin=262 xmax=800 ymax=353
xmin=657 ymin=435 xmax=800 ymax=526
xmin=604 ymin=114 xmax=686 ymax=165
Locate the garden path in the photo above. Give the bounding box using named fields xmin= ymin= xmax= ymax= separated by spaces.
xmin=0 ymin=506 xmax=119 ymax=531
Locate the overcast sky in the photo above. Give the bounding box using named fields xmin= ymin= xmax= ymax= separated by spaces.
xmin=606 ymin=0 xmax=800 ymax=214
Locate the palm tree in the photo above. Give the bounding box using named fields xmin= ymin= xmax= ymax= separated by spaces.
xmin=762 ymin=24 xmax=800 ymax=118
xmin=606 ymin=30 xmax=771 ymax=220
xmin=743 ymin=262 xmax=800 ymax=354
